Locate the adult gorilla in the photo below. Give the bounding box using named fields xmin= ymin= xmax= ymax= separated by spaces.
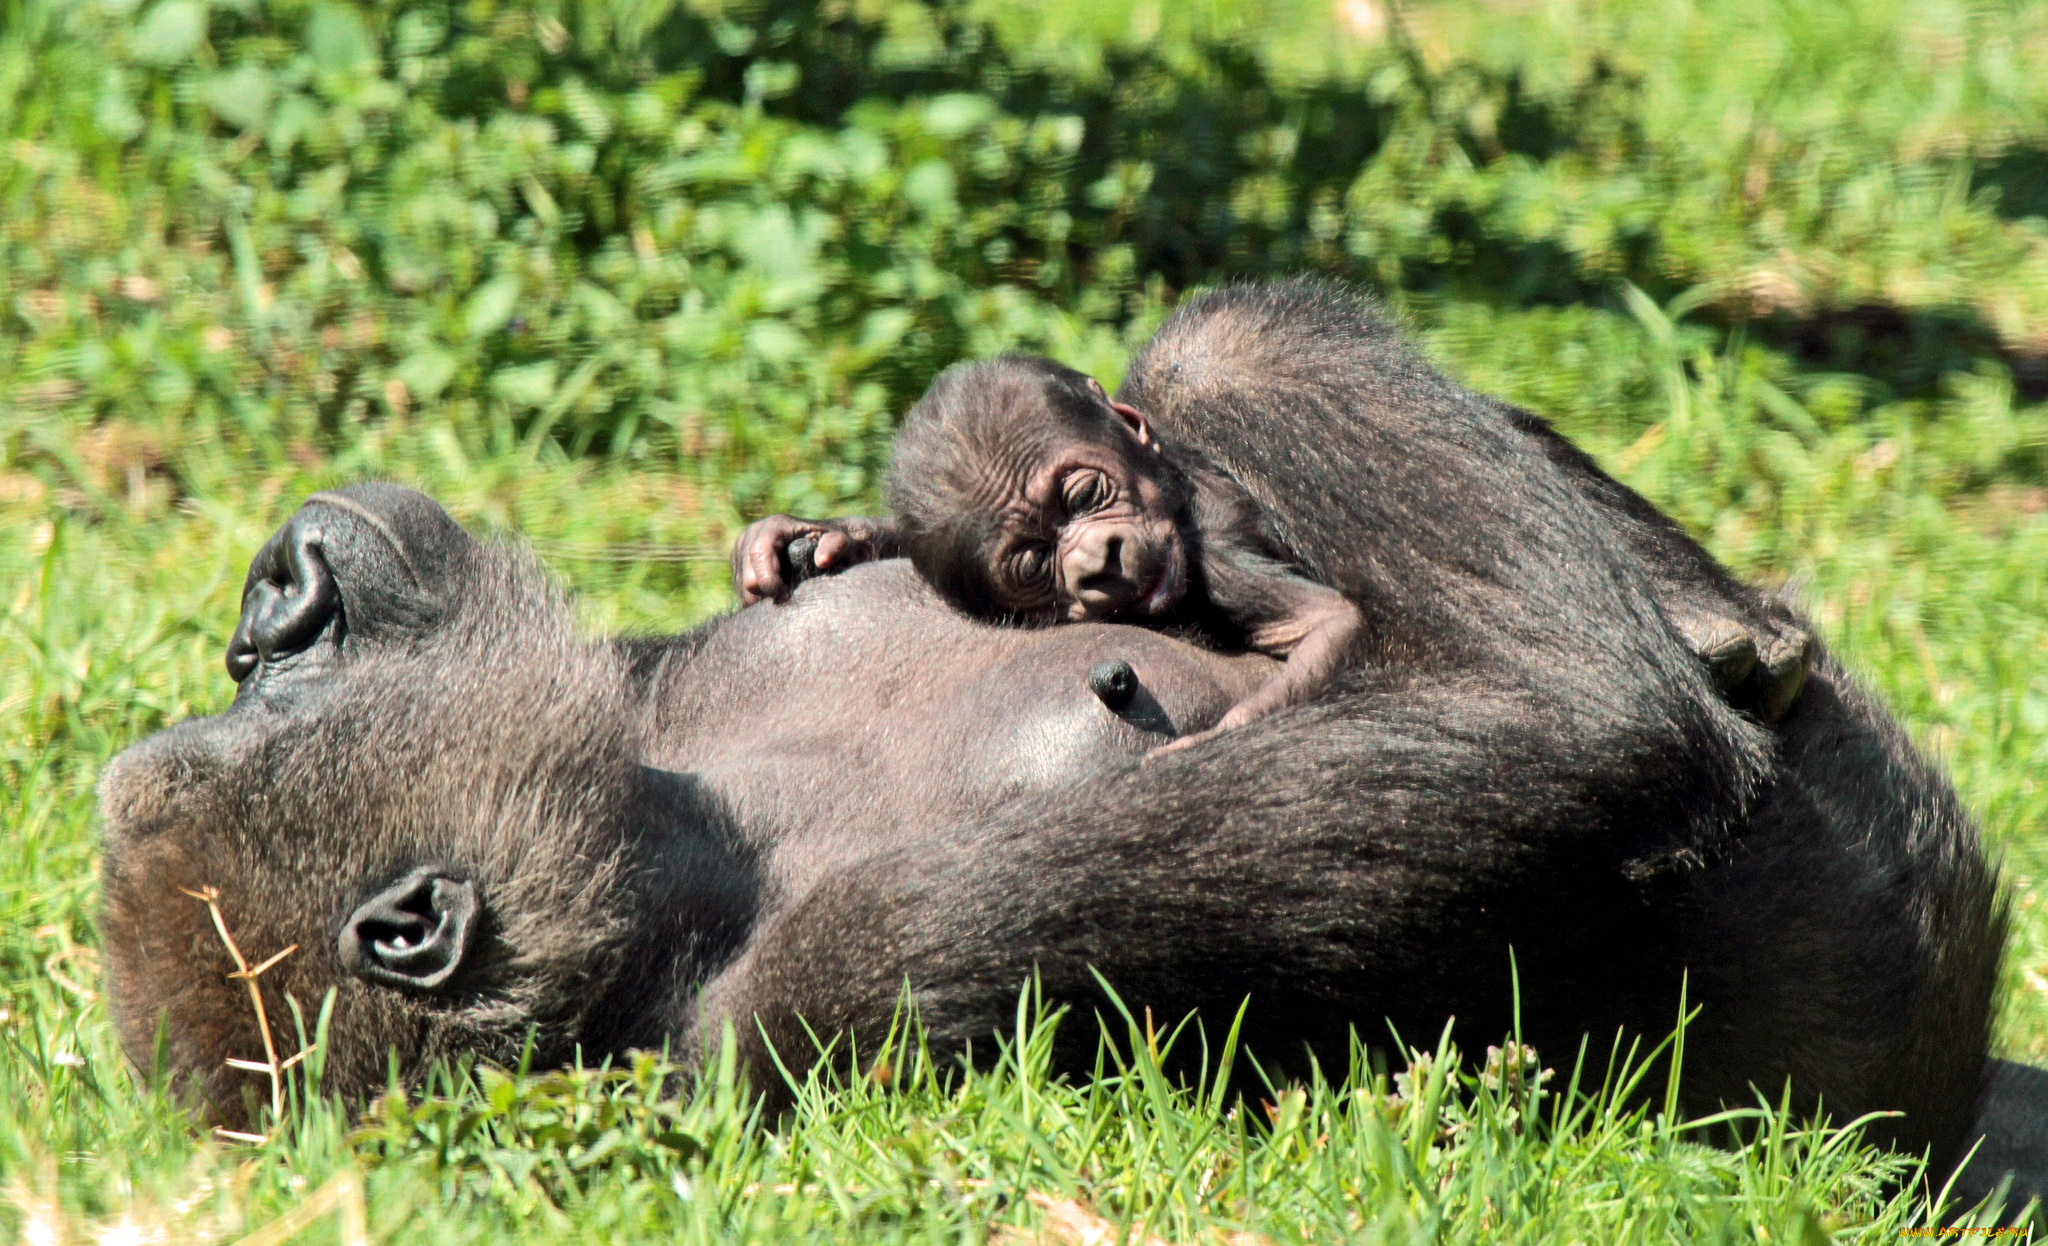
xmin=97 ymin=284 xmax=2035 ymax=1199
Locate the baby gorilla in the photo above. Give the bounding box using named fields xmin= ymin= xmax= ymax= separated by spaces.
xmin=734 ymin=356 xmax=1362 ymax=753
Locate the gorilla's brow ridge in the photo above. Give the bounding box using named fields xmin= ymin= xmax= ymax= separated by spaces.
xmin=304 ymin=490 xmax=428 ymax=590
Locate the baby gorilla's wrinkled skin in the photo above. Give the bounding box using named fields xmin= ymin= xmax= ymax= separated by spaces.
xmin=737 ymin=356 xmax=1367 ymax=755
xmin=883 ymin=363 xmax=1193 ymax=624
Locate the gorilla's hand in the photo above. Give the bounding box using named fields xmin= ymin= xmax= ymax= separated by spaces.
xmin=731 ymin=515 xmax=901 ymax=605
xmin=1670 ymin=598 xmax=1813 ymax=724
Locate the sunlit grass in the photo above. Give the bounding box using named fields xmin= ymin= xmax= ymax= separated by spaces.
xmin=3 ymin=0 xmax=2047 ymax=1228
xmin=1 ymin=288 xmax=2044 ymax=1236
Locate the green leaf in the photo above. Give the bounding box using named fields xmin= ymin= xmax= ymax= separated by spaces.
xmin=743 ymin=61 xmax=800 ymax=103
xmin=745 ymin=321 xmax=807 ymax=365
xmin=130 ymin=0 xmax=207 ymax=66
xmin=395 ymin=351 xmax=458 ymax=402
xmin=202 ymin=66 xmax=273 ymax=131
xmin=903 ymin=161 xmax=959 ymax=217
xmin=560 ymin=79 xmax=613 ymax=143
xmin=491 ymin=362 xmax=558 ymax=408
xmin=464 ymin=277 xmax=523 ymax=340
xmin=93 ymin=75 xmax=144 ymax=142
xmin=859 ymin=308 xmax=915 ymax=351
xmin=924 ymin=93 xmax=995 ymax=139
xmin=307 ymin=3 xmax=376 ymax=77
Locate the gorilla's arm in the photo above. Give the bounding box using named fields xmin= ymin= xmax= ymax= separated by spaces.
xmin=698 ymin=669 xmax=1736 ymax=1097
xmin=1490 ymin=398 xmax=1812 ymax=720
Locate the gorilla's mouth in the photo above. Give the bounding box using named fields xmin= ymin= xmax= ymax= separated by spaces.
xmin=1138 ymin=541 xmax=1185 ymax=615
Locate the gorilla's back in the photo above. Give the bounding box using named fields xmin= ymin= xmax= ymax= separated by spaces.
xmin=1681 ymin=654 xmax=2006 ymax=1189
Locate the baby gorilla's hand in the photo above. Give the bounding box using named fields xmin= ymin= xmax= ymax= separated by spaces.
xmin=1144 ymin=700 xmax=1269 ymax=762
xmin=731 ymin=516 xmax=895 ymax=605
xmin=1670 ymin=597 xmax=1815 ymax=724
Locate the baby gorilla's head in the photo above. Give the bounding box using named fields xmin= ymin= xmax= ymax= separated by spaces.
xmin=886 ymin=356 xmax=1194 ymax=624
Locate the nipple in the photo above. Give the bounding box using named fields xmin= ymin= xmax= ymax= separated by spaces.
xmin=1088 ymin=660 xmax=1138 ymax=712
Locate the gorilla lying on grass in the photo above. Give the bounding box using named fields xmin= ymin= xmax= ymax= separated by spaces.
xmin=97 ymin=283 xmax=2042 ymax=1201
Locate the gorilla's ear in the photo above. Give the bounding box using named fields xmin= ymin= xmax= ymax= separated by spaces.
xmin=338 ymin=869 xmax=479 ymax=993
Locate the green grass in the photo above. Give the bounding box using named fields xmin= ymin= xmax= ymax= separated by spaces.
xmin=5 ymin=0 xmax=2048 ymax=1237
xmin=0 ymin=979 xmax=2000 ymax=1244
xmin=3 ymin=287 xmax=2045 ymax=1241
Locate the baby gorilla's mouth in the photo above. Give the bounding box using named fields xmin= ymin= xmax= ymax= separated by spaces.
xmin=1137 ymin=542 xmax=1184 ymax=616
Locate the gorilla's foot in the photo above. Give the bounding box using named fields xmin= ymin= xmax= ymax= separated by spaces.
xmin=1669 ymin=598 xmax=1814 ymax=725
xmin=1951 ymin=1059 xmax=2048 ymax=1213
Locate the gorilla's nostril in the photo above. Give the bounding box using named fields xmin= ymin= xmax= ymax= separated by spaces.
xmin=339 ymin=869 xmax=478 ymax=992
xmin=227 ymin=527 xmax=342 ymax=682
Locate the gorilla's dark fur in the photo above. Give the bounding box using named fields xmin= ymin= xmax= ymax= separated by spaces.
xmin=98 ymin=282 xmax=2032 ymax=1201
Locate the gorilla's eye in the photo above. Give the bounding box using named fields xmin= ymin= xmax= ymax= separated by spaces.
xmin=1064 ymin=471 xmax=1109 ymax=514
xmin=1009 ymin=543 xmax=1052 ymax=585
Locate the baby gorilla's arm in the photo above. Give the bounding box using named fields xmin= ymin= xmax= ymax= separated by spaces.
xmin=1149 ymin=545 xmax=1363 ymax=758
xmin=731 ymin=515 xmax=901 ymax=605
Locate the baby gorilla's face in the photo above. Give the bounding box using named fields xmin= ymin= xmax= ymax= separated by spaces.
xmin=981 ymin=405 xmax=1189 ymax=623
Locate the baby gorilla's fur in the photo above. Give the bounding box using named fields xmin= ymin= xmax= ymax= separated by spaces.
xmin=882 ymin=355 xmax=1364 ymax=751
xmin=730 ymin=296 xmax=1812 ymax=739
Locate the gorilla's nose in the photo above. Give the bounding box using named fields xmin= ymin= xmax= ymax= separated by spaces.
xmin=227 ymin=522 xmax=340 ymax=682
xmin=1065 ymin=528 xmax=1142 ymax=615
xmin=339 ymin=869 xmax=479 ymax=992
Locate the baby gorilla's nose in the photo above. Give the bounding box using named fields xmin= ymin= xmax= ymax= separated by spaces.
xmin=1064 ymin=524 xmax=1144 ymax=616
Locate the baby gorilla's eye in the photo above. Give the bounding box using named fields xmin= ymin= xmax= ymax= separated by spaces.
xmin=1005 ymin=543 xmax=1053 ymax=589
xmin=1063 ymin=471 xmax=1110 ymax=514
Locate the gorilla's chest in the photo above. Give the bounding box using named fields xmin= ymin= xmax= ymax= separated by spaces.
xmin=641 ymin=561 xmax=1275 ymax=873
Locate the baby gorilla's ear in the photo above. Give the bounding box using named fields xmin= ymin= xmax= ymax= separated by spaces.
xmin=1088 ymin=378 xmax=1156 ymax=448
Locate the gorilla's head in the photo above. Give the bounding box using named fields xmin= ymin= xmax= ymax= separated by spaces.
xmin=95 ymin=488 xmax=660 ymax=1127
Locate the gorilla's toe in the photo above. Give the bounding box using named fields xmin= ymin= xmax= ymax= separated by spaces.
xmin=1752 ymin=626 xmax=1814 ymax=724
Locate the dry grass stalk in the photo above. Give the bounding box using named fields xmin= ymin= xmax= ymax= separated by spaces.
xmin=226 ymin=1167 xmax=369 ymax=1246
xmin=991 ymin=1192 xmax=1278 ymax=1246
xmin=43 ymin=945 xmax=100 ymax=1003
xmin=1012 ymin=1192 xmax=1170 ymax=1246
xmin=180 ymin=886 xmax=304 ymax=1140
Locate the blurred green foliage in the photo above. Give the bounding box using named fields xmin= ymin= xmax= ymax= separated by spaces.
xmin=7 ymin=0 xmax=2048 ymax=526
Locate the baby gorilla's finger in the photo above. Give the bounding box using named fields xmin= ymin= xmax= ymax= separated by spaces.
xmin=732 ymin=548 xmax=770 ymax=605
xmin=1144 ymin=729 xmax=1217 ymax=762
xmin=738 ymin=526 xmax=798 ymax=604
xmin=811 ymin=530 xmax=855 ymax=570
xmin=747 ymin=546 xmax=790 ymax=602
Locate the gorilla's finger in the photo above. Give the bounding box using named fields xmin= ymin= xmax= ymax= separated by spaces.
xmin=810 ymin=530 xmax=852 ymax=570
